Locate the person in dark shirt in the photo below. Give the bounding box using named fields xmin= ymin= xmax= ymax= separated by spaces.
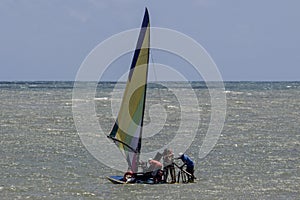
xmin=176 ymin=152 xmax=195 ymax=182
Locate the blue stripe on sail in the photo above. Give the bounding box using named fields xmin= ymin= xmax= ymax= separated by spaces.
xmin=109 ymin=120 xmax=119 ymax=138
xmin=128 ymin=8 xmax=149 ymax=81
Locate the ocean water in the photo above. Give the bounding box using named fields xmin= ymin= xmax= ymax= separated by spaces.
xmin=1 ymin=81 xmax=299 ymax=199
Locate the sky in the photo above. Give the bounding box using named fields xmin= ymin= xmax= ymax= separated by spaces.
xmin=0 ymin=0 xmax=299 ymax=81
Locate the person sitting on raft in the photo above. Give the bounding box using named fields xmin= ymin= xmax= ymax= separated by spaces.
xmin=123 ymin=170 xmax=135 ymax=183
xmin=147 ymin=158 xmax=163 ymax=183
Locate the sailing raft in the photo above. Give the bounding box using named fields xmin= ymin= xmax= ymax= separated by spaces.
xmin=106 ymin=8 xmax=195 ymax=184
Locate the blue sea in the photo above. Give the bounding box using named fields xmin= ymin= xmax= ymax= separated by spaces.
xmin=1 ymin=81 xmax=299 ymax=199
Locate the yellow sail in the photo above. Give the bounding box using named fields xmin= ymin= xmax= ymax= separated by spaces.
xmin=108 ymin=8 xmax=150 ymax=173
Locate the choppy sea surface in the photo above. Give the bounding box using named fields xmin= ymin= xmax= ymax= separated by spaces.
xmin=1 ymin=81 xmax=299 ymax=199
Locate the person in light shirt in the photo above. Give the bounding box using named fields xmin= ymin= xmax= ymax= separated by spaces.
xmin=162 ymin=148 xmax=176 ymax=183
